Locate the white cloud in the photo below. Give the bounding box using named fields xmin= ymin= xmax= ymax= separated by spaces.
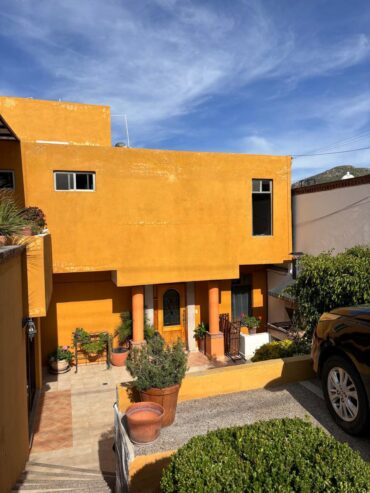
xmin=1 ymin=0 xmax=369 ymax=146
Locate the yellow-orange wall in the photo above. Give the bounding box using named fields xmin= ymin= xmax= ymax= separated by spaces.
xmin=41 ymin=272 xmax=131 ymax=361
xmin=0 ymin=141 xmax=25 ymax=205
xmin=0 ymin=248 xmax=29 ymax=493
xmin=19 ymin=143 xmax=291 ymax=285
xmin=0 ymin=97 xmax=111 ymax=146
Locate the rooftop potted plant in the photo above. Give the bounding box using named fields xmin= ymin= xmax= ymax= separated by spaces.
xmin=0 ymin=191 xmax=27 ymax=245
xmin=49 ymin=346 xmax=73 ymax=373
xmin=20 ymin=206 xmax=47 ymax=235
xmin=241 ymin=315 xmax=260 ymax=335
xmin=126 ymin=335 xmax=188 ymax=426
xmin=193 ymin=322 xmax=207 ymax=353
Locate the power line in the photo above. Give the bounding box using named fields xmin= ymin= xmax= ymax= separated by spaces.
xmin=292 ymin=145 xmax=370 ymax=158
xmin=304 ymin=129 xmax=370 ymax=155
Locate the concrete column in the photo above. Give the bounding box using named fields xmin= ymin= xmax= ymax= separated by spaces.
xmin=208 ymin=281 xmax=219 ymax=334
xmin=206 ymin=281 xmax=225 ymax=360
xmin=132 ymin=286 xmax=144 ymax=345
xmin=144 ymin=285 xmax=154 ymax=327
xmin=186 ymin=282 xmax=197 ymax=352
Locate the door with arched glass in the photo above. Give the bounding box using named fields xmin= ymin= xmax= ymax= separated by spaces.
xmin=157 ymin=283 xmax=186 ymax=345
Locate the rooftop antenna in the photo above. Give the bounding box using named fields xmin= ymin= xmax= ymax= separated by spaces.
xmin=111 ymin=113 xmax=131 ymax=148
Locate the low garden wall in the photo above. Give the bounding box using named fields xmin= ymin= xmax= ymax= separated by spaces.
xmin=117 ymin=354 xmax=315 ymax=413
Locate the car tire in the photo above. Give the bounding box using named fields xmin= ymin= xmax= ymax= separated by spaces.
xmin=322 ymin=355 xmax=370 ymax=435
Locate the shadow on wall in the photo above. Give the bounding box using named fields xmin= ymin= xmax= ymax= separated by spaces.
xmin=98 ymin=427 xmax=116 ymax=492
xmin=129 ymin=457 xmax=172 ymax=493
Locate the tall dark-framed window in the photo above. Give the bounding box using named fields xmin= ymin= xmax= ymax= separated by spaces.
xmin=0 ymin=170 xmax=15 ymax=189
xmin=232 ymin=277 xmax=252 ymax=321
xmin=163 ymin=289 xmax=180 ymax=326
xmin=252 ymin=179 xmax=272 ymax=236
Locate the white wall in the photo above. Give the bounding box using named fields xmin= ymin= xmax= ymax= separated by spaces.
xmin=293 ymin=183 xmax=370 ymax=255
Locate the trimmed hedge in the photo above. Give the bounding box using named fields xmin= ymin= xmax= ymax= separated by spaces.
xmin=160 ymin=418 xmax=370 ymax=493
xmin=251 ymin=339 xmax=310 ymax=362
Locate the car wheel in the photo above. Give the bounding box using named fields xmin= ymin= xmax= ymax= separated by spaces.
xmin=322 ymin=355 xmax=369 ymax=435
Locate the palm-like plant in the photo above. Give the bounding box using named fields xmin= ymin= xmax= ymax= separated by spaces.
xmin=0 ymin=191 xmax=26 ymax=238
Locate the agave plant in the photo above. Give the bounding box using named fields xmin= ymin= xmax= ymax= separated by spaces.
xmin=0 ymin=190 xmax=26 ymax=238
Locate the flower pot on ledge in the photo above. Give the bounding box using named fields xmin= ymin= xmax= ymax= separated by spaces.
xmin=139 ymin=384 xmax=180 ymax=427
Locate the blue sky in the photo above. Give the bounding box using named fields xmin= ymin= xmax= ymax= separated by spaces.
xmin=1 ymin=0 xmax=370 ymax=181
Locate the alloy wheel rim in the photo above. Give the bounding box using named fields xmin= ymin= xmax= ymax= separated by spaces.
xmin=327 ymin=367 xmax=359 ymax=422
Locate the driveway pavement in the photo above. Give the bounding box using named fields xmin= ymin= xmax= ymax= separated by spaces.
xmin=13 ymin=368 xmax=370 ymax=492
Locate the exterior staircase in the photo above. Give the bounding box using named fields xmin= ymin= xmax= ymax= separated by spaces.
xmin=12 ymin=461 xmax=115 ymax=492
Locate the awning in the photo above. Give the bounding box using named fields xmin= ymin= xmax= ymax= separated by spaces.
xmin=0 ymin=115 xmax=19 ymax=141
xmin=268 ymin=274 xmax=295 ymax=303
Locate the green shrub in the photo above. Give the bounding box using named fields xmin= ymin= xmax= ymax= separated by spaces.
xmin=21 ymin=206 xmax=47 ymax=234
xmin=160 ymin=418 xmax=370 ymax=493
xmin=286 ymin=246 xmax=370 ymax=339
xmin=115 ymin=311 xmax=156 ymax=345
xmin=251 ymin=338 xmax=310 ymax=362
xmin=126 ymin=336 xmax=187 ymax=391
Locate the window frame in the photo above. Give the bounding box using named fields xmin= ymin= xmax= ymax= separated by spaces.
xmin=251 ymin=178 xmax=273 ymax=237
xmin=54 ymin=171 xmax=96 ymax=192
xmin=0 ymin=170 xmax=15 ymax=190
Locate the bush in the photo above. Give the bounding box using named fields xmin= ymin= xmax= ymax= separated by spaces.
xmin=0 ymin=190 xmax=26 ymax=237
xmin=115 ymin=311 xmax=156 ymax=345
xmin=21 ymin=206 xmax=46 ymax=234
xmin=160 ymin=418 xmax=370 ymax=492
xmin=286 ymin=246 xmax=370 ymax=339
xmin=126 ymin=336 xmax=188 ymax=391
xmin=251 ymin=338 xmax=310 ymax=362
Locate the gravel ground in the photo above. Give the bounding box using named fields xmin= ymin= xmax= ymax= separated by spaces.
xmin=134 ymin=380 xmax=370 ymax=461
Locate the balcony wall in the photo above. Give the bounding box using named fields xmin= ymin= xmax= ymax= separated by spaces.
xmin=25 ymin=233 xmax=53 ymax=317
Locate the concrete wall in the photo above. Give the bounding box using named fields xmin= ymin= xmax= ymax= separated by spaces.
xmin=0 ymin=247 xmax=29 ymax=493
xmin=0 ymin=97 xmax=111 ymax=146
xmin=293 ymin=183 xmax=370 ymax=255
xmin=18 ymin=143 xmax=291 ymax=284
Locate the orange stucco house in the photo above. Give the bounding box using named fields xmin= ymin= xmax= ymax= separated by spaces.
xmin=0 ymin=96 xmax=292 ymax=366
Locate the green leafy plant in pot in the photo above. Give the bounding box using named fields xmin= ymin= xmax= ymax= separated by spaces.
xmin=193 ymin=322 xmax=207 ymax=353
xmin=126 ymin=335 xmax=188 ymax=426
xmin=49 ymin=345 xmax=73 ymax=373
xmin=111 ymin=311 xmax=131 ymax=366
xmin=74 ymin=328 xmax=108 ymax=361
xmin=241 ymin=315 xmax=260 ymax=335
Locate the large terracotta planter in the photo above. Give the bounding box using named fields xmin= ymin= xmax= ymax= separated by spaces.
xmin=197 ymin=337 xmax=205 ymax=353
xmin=111 ymin=347 xmax=129 ymax=367
xmin=126 ymin=402 xmax=164 ymax=444
xmin=50 ymin=359 xmax=70 ymax=373
xmin=140 ymin=384 xmax=180 ymax=427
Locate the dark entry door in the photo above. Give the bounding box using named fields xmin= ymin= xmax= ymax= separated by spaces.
xmin=26 ymin=333 xmax=36 ymax=416
xmin=232 ymin=284 xmax=252 ymax=321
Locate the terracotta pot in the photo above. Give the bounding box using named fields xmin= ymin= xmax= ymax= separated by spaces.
xmin=21 ymin=226 xmax=33 ymax=236
xmin=197 ymin=337 xmax=205 ymax=353
xmin=50 ymin=359 xmax=70 ymax=373
xmin=0 ymin=236 xmax=7 ymax=246
xmin=140 ymin=384 xmax=180 ymax=427
xmin=111 ymin=347 xmax=129 ymax=366
xmin=248 ymin=327 xmax=257 ymax=335
xmin=126 ymin=402 xmax=164 ymax=444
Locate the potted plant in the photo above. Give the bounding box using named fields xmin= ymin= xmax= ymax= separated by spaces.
xmin=193 ymin=322 xmax=207 ymax=353
xmin=241 ymin=315 xmax=260 ymax=335
xmin=74 ymin=328 xmax=108 ymax=361
xmin=20 ymin=206 xmax=47 ymax=235
xmin=49 ymin=346 xmax=73 ymax=373
xmin=0 ymin=191 xmax=27 ymax=245
xmin=111 ymin=312 xmax=131 ymax=366
xmin=126 ymin=335 xmax=188 ymax=426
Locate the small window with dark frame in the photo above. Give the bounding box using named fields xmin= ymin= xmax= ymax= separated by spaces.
xmin=0 ymin=170 xmax=15 ymax=189
xmin=252 ymin=179 xmax=272 ymax=236
xmin=54 ymin=171 xmax=95 ymax=191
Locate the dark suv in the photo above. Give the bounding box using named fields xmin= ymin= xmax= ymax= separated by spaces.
xmin=312 ymin=304 xmax=370 ymax=435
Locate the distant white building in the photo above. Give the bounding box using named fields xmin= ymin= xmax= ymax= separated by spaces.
xmin=267 ymin=174 xmax=370 ymax=337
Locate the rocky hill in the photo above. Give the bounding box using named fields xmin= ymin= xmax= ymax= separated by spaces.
xmin=292 ymin=165 xmax=370 ymax=188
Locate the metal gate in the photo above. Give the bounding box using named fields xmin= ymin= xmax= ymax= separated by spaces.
xmin=219 ymin=314 xmax=242 ymax=360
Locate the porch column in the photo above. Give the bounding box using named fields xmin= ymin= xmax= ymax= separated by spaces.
xmin=205 ymin=281 xmax=225 ymax=360
xmin=131 ymin=286 xmax=144 ymax=347
xmin=144 ymin=285 xmax=154 ymax=327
